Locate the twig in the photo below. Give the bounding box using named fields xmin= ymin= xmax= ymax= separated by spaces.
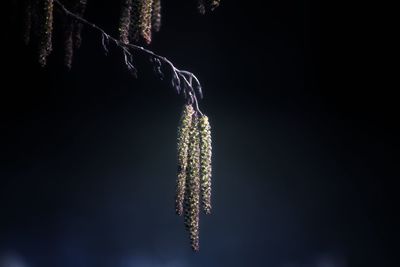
xmin=54 ymin=0 xmax=203 ymax=115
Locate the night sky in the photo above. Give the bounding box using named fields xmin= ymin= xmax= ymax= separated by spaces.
xmin=1 ymin=1 xmax=397 ymax=267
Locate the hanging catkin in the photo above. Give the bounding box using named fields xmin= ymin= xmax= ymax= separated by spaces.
xmin=197 ymin=0 xmax=206 ymax=14
xmin=64 ymin=0 xmax=87 ymax=68
xmin=119 ymin=0 xmax=132 ymax=44
xmin=139 ymin=0 xmax=153 ymax=44
xmin=184 ymin=114 xmax=201 ymax=251
xmin=176 ymin=104 xmax=195 ymax=216
xmin=73 ymin=0 xmax=88 ymax=49
xmin=128 ymin=0 xmax=140 ymax=43
xmin=64 ymin=21 xmax=74 ymax=69
xmin=38 ymin=0 xmax=54 ymax=66
xmin=151 ymin=0 xmax=161 ymax=32
xmin=22 ymin=0 xmax=32 ymax=45
xmin=198 ymin=0 xmax=221 ymax=14
xmin=199 ymin=115 xmax=212 ymax=214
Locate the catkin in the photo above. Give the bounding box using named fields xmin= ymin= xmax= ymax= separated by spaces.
xmin=197 ymin=0 xmax=206 ymax=14
xmin=64 ymin=0 xmax=87 ymax=68
xmin=210 ymin=0 xmax=221 ymax=10
xmin=119 ymin=0 xmax=132 ymax=44
xmin=23 ymin=0 xmax=32 ymax=45
xmin=73 ymin=0 xmax=87 ymax=49
xmin=176 ymin=105 xmax=195 ymax=216
xmin=184 ymin=115 xmax=201 ymax=251
xmin=64 ymin=22 xmax=74 ymax=69
xmin=151 ymin=0 xmax=161 ymax=32
xmin=199 ymin=115 xmax=212 ymax=214
xmin=129 ymin=0 xmax=140 ymax=43
xmin=139 ymin=0 xmax=153 ymax=44
xmin=198 ymin=0 xmax=221 ymax=14
xmin=129 ymin=0 xmax=153 ymax=44
xmin=38 ymin=0 xmax=54 ymax=67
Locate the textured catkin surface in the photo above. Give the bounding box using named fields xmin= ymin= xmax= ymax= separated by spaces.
xmin=176 ymin=105 xmax=195 ymax=216
xmin=151 ymin=0 xmax=161 ymax=32
xmin=139 ymin=0 xmax=153 ymax=44
xmin=184 ymin=115 xmax=201 ymax=251
xmin=119 ymin=0 xmax=132 ymax=44
xmin=199 ymin=115 xmax=212 ymax=214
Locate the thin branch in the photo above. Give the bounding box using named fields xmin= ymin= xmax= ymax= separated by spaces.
xmin=53 ymin=0 xmax=203 ymax=114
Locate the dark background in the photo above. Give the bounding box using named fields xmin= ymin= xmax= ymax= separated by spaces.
xmin=1 ymin=1 xmax=397 ymax=267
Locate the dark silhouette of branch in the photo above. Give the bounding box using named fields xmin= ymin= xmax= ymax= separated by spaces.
xmin=54 ymin=0 xmax=203 ymax=115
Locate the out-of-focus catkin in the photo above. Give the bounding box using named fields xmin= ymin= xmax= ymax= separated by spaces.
xmin=38 ymin=0 xmax=54 ymax=66
xmin=73 ymin=0 xmax=87 ymax=49
xmin=197 ymin=0 xmax=206 ymax=14
xmin=128 ymin=0 xmax=140 ymax=43
xmin=23 ymin=0 xmax=32 ymax=45
xmin=184 ymin=115 xmax=201 ymax=251
xmin=151 ymin=0 xmax=161 ymax=32
xmin=139 ymin=0 xmax=153 ymax=44
xmin=63 ymin=0 xmax=87 ymax=69
xmin=198 ymin=0 xmax=221 ymax=14
xmin=199 ymin=115 xmax=212 ymax=214
xmin=64 ymin=22 xmax=74 ymax=69
xmin=176 ymin=105 xmax=195 ymax=216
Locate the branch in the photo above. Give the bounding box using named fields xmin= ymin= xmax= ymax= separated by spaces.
xmin=54 ymin=0 xmax=203 ymax=115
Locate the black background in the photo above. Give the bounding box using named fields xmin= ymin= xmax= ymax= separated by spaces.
xmin=1 ymin=1 xmax=397 ymax=267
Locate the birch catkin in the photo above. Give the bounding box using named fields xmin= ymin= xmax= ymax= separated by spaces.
xmin=139 ymin=0 xmax=153 ymax=44
xmin=184 ymin=114 xmax=201 ymax=251
xmin=73 ymin=0 xmax=88 ymax=49
xmin=23 ymin=0 xmax=32 ymax=45
xmin=38 ymin=0 xmax=54 ymax=66
xmin=119 ymin=0 xmax=132 ymax=44
xmin=199 ymin=115 xmax=212 ymax=214
xmin=176 ymin=104 xmax=195 ymax=216
xmin=151 ymin=0 xmax=161 ymax=32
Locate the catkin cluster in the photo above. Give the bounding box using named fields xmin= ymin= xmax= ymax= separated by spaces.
xmin=119 ymin=0 xmax=162 ymax=45
xmin=176 ymin=104 xmax=212 ymax=251
xmin=23 ymin=0 xmax=87 ymax=68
